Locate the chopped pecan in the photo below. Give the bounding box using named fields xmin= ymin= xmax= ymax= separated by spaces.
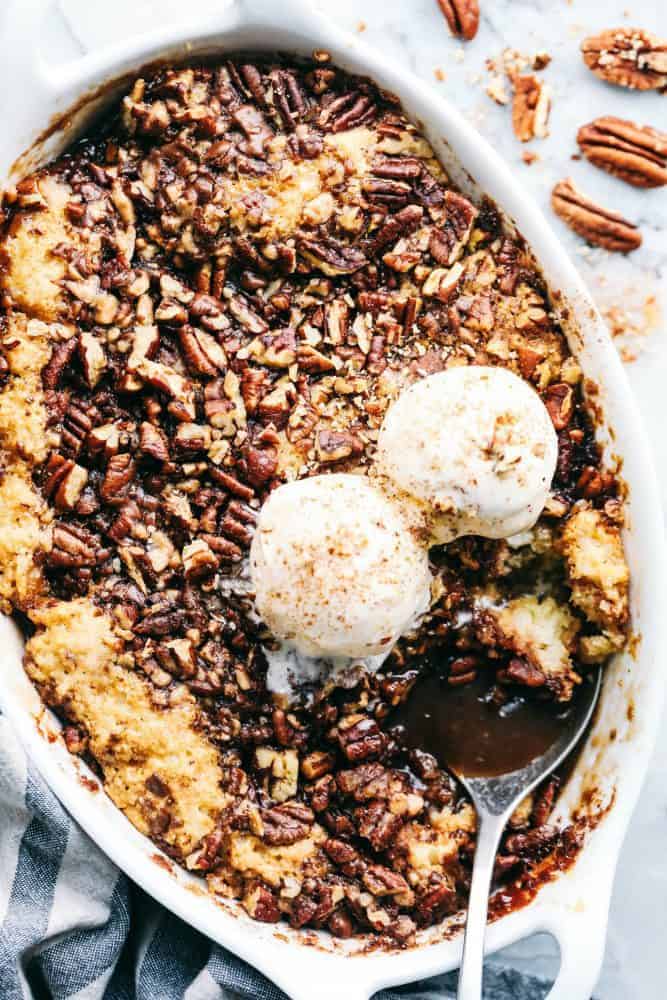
xmin=337 ymin=718 xmax=387 ymax=763
xmin=297 ymin=344 xmax=336 ymax=374
xmin=87 ymin=423 xmax=120 ymax=460
xmin=315 ymin=429 xmax=364 ymax=464
xmin=371 ymin=204 xmax=423 ymax=252
xmin=362 ymin=863 xmax=410 ymax=898
xmin=243 ymin=444 xmax=278 ymax=486
xmin=257 ymin=380 xmax=295 ymax=427
xmin=132 ymin=358 xmax=196 ymax=420
xmin=42 ymin=336 xmax=78 ymax=390
xmin=182 ymin=539 xmax=218 ymax=580
xmin=422 ymin=261 xmax=464 ymax=302
xmin=100 ymin=453 xmax=136 ymax=501
xmin=243 ymin=328 xmax=296 ymax=368
xmin=139 ymin=421 xmax=170 ymax=462
xmin=108 ymin=500 xmax=141 ymax=543
xmin=201 ymin=533 xmax=243 ymax=562
xmin=415 ymin=880 xmax=457 ymax=924
xmin=323 ymin=837 xmax=362 ymax=876
xmin=581 ymin=28 xmax=667 ymax=91
xmin=190 ymin=293 xmax=230 ymax=333
xmin=511 ymin=75 xmax=551 ymax=142
xmin=178 ymin=326 xmax=227 ymax=377
xmin=173 ymin=422 xmax=212 ymax=457
xmin=43 ymin=454 xmax=88 ymax=511
xmin=209 ymin=467 xmax=254 ymax=500
xmin=436 ymin=0 xmax=479 ymax=41
xmin=355 ymin=801 xmax=404 ymax=851
xmin=227 ymin=294 xmax=268 ymax=334
xmin=301 ymin=751 xmax=336 ymax=781
xmin=324 ymin=299 xmax=349 ymax=345
xmin=79 ymin=331 xmax=107 ymax=388
xmin=543 ymin=383 xmax=574 ymax=430
xmin=372 ymin=155 xmax=423 ymax=181
xmin=155 ymin=298 xmax=188 ymax=326
xmin=243 ymin=885 xmax=280 ymax=923
xmin=505 ymin=656 xmax=546 ymax=688
xmin=551 ymin=178 xmax=641 ymax=252
xmin=60 ymin=402 xmax=96 ymax=457
xmin=134 ymin=606 xmax=186 ymax=638
xmin=232 ymin=103 xmax=273 ymax=158
xmin=240 ymin=367 xmax=270 ymax=414
xmin=577 ymin=116 xmax=667 ymax=188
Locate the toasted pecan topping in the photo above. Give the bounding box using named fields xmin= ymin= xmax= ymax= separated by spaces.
xmin=0 ymin=52 xmax=629 ymax=947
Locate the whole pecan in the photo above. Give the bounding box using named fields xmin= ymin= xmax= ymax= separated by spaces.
xmin=551 ymin=178 xmax=641 ymax=253
xmin=581 ymin=28 xmax=667 ymax=91
xmin=577 ymin=116 xmax=667 ymax=188
xmin=436 ymin=0 xmax=479 ymax=41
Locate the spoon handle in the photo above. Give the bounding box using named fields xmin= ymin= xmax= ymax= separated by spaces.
xmin=456 ymin=810 xmax=508 ymax=1000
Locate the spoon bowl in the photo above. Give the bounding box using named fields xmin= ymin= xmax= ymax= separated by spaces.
xmin=455 ymin=667 xmax=602 ymax=1000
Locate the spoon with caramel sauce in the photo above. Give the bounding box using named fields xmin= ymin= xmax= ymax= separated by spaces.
xmin=391 ymin=660 xmax=602 ymax=1000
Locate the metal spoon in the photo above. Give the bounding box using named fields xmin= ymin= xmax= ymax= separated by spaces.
xmin=455 ymin=667 xmax=602 ymax=1000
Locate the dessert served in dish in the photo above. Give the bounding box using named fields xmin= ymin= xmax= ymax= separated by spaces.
xmin=0 ymin=53 xmax=630 ymax=943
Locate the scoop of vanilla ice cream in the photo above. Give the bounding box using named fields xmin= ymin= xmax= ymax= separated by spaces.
xmin=376 ymin=366 xmax=558 ymax=543
xmin=250 ymin=473 xmax=432 ymax=659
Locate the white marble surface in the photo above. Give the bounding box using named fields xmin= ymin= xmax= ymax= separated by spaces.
xmin=29 ymin=0 xmax=667 ymax=995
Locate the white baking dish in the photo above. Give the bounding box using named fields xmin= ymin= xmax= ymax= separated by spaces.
xmin=0 ymin=1 xmax=665 ymax=997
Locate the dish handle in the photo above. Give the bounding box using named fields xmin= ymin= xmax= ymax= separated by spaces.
xmin=541 ymin=895 xmax=611 ymax=1000
xmin=2 ymin=0 xmax=320 ymax=97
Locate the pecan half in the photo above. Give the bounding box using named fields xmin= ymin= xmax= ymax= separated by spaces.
xmin=260 ymin=802 xmax=314 ymax=846
xmin=139 ymin=421 xmax=170 ymax=462
xmin=581 ymin=28 xmax=667 ymax=91
xmin=48 ymin=522 xmax=105 ymax=568
xmin=511 ymin=75 xmax=551 ymax=142
xmin=297 ymin=236 xmax=368 ymax=276
xmin=551 ymin=178 xmax=641 ymax=253
xmin=319 ymin=92 xmax=376 ymax=133
xmin=436 ymin=0 xmax=479 ymax=41
xmin=577 ymin=116 xmax=667 ymax=188
xmin=429 ymin=191 xmax=477 ymax=266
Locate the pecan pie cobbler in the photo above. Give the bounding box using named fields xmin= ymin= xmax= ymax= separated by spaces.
xmin=0 ymin=55 xmax=629 ymax=942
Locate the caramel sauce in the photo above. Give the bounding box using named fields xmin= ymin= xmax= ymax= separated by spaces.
xmin=392 ymin=661 xmax=580 ymax=778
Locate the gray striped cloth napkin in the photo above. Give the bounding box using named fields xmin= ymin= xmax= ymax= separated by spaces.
xmin=0 ymin=715 xmax=553 ymax=1000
